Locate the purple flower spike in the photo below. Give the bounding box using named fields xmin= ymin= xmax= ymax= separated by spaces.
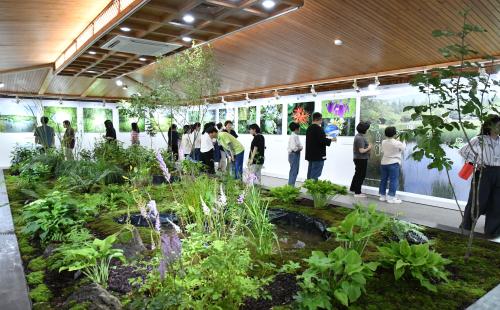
xmin=156 ymin=150 xmax=171 ymax=182
xmin=237 ymin=193 xmax=245 ymax=204
xmin=159 ymin=260 xmax=166 ymax=280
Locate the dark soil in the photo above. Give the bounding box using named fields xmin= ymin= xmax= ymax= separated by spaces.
xmin=44 ymin=269 xmax=77 ymax=307
xmin=108 ymin=261 xmax=148 ymax=294
xmin=242 ymin=273 xmax=299 ymax=310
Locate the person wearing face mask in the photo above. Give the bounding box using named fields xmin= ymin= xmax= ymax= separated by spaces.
xmin=459 ymin=114 xmax=500 ymax=237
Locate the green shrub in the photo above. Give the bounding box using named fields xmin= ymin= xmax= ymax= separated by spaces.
xmin=10 ymin=144 xmax=40 ymax=174
xmin=29 ymin=284 xmax=52 ymax=303
xmin=28 ymin=256 xmax=47 ymax=272
xmin=18 ymin=237 xmax=36 ymax=256
xmin=270 ymin=185 xmax=301 ymax=205
xmin=377 ymin=240 xmax=451 ymax=292
xmin=295 ymin=247 xmax=378 ymax=308
xmin=327 ymin=205 xmax=387 ymax=255
xmin=302 ymin=180 xmax=347 ymax=208
xmin=19 ymin=162 xmax=51 ymax=183
xmin=26 ymin=271 xmax=45 ymax=286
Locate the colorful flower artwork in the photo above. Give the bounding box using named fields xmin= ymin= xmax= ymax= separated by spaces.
xmin=287 ymin=102 xmax=315 ymax=135
xmin=238 ymin=106 xmax=257 ymax=134
xmin=260 ymin=104 xmax=282 ymax=135
xmin=321 ymin=98 xmax=356 ymax=137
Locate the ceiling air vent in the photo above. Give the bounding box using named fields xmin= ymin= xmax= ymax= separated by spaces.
xmin=101 ymin=35 xmax=181 ymax=56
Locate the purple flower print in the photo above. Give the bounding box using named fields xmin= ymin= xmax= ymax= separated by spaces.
xmin=326 ymin=100 xmax=349 ymax=118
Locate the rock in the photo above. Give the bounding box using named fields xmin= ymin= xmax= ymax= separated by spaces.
xmin=405 ymin=230 xmax=429 ymax=244
xmin=42 ymin=244 xmax=57 ymax=258
xmin=293 ymin=240 xmax=306 ymax=249
xmin=64 ymin=283 xmax=122 ymax=310
xmin=279 ymin=237 xmax=288 ymax=244
xmin=114 ymin=227 xmax=147 ymax=260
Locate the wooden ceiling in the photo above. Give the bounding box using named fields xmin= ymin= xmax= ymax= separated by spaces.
xmin=0 ymin=0 xmax=111 ymax=71
xmin=0 ymin=0 xmax=499 ymax=101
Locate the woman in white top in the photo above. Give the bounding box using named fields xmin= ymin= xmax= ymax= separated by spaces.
xmin=378 ymin=126 xmax=405 ymax=203
xmin=459 ymin=114 xmax=500 ymax=237
xmin=287 ymin=122 xmax=303 ymax=186
xmin=200 ymin=125 xmax=217 ymax=174
xmin=180 ymin=125 xmax=192 ymax=159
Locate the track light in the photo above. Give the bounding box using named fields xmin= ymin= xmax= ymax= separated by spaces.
xmin=59 ymin=97 xmax=63 ymax=105
xmin=120 ymin=26 xmax=131 ymax=32
xmin=182 ymin=36 xmax=193 ymax=43
xmin=334 ymin=39 xmax=343 ymax=46
xmin=310 ymin=85 xmax=317 ymax=97
xmin=15 ymin=95 xmax=20 ymax=105
xmin=368 ymin=76 xmax=380 ymax=91
xmin=352 ymin=79 xmax=360 ymax=92
xmin=221 ymin=96 xmax=227 ymax=104
xmin=245 ymin=93 xmax=251 ymax=103
xmin=274 ymin=89 xmax=280 ymax=100
xmin=102 ymin=100 xmax=106 ymax=107
xmin=115 ymin=79 xmax=123 ymax=87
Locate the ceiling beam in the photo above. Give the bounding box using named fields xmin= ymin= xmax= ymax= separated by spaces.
xmin=38 ymin=68 xmax=55 ymax=95
xmin=123 ymin=75 xmax=152 ymax=91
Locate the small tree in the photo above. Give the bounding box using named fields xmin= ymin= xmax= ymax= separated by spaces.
xmin=400 ymin=10 xmax=499 ymax=259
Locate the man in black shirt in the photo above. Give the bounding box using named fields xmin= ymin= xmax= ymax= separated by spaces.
xmin=305 ymin=112 xmax=334 ymax=180
xmin=248 ymin=124 xmax=265 ymax=184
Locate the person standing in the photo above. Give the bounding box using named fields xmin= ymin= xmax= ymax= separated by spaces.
xmin=62 ymin=120 xmax=75 ymax=160
xmin=216 ymin=123 xmax=227 ymax=172
xmin=34 ymin=116 xmax=55 ymax=149
xmin=350 ymin=122 xmax=372 ymax=197
xmin=168 ymin=124 xmax=180 ymax=161
xmin=104 ymin=120 xmax=117 ymax=142
xmin=379 ymin=126 xmax=405 ymax=203
xmin=223 ymin=120 xmax=238 ymax=138
xmin=200 ymin=126 xmax=217 ymax=174
xmin=287 ymin=122 xmax=303 ymax=186
xmin=305 ymin=112 xmax=333 ymax=180
xmin=218 ymin=131 xmax=245 ymax=179
xmin=180 ymin=125 xmax=192 ymax=159
xmin=131 ymin=122 xmax=140 ymax=145
xmin=248 ymin=124 xmax=265 ymax=184
xmin=190 ymin=122 xmax=202 ymax=161
xmin=459 ymin=114 xmax=500 ymax=237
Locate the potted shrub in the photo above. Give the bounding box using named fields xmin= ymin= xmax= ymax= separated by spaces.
xmin=302 ymin=179 xmax=347 ymax=208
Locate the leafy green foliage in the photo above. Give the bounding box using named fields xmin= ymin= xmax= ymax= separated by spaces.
xmin=28 ymin=256 xmax=47 ymax=272
xmin=327 ymin=205 xmax=387 ymax=255
xmin=58 ymin=234 xmax=125 ymax=287
xmin=270 ymin=185 xmax=301 ymax=205
xmin=21 ymin=191 xmax=97 ymax=243
xmin=26 ymin=271 xmax=45 ymax=286
xmin=377 ymin=240 xmax=451 ymax=292
xmin=29 ymin=284 xmax=52 ymax=303
xmin=10 ymin=144 xmax=40 ymax=174
xmin=295 ymin=247 xmax=379 ymax=309
xmin=302 ymin=179 xmax=347 ymax=208
xmin=19 ymin=162 xmax=50 ymax=183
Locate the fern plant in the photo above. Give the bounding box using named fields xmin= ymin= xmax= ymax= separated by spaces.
xmin=302 ymin=180 xmax=347 ymax=208
xmin=270 ymin=185 xmax=301 ymax=205
xmin=377 ymin=240 xmax=451 ymax=292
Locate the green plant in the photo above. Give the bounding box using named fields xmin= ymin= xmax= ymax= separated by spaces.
xmin=48 ymin=227 xmax=94 ymax=271
xmin=10 ymin=144 xmax=40 ymax=174
xmin=295 ymin=247 xmax=379 ymax=309
xmin=327 ymin=205 xmax=387 ymax=255
xmin=28 ymin=256 xmax=47 ymax=271
xmin=270 ymin=185 xmax=301 ymax=205
xmin=55 ymin=160 xmax=124 ymax=193
xmin=26 ymin=271 xmax=45 ymax=286
xmin=58 ymin=234 xmax=125 ymax=287
xmin=29 ymin=284 xmax=52 ymax=303
xmin=384 ymin=218 xmax=428 ymax=244
xmin=302 ymin=179 xmax=347 ymax=208
xmin=19 ymin=162 xmax=50 ymax=183
xmin=180 ymin=159 xmax=205 ymax=176
xmin=21 ymin=191 xmax=96 ymax=243
xmin=377 ymin=240 xmax=451 ymax=292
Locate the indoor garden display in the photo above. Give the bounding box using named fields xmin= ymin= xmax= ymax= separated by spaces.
xmin=238 ymin=106 xmax=256 ymax=134
xmin=287 ymin=101 xmax=314 ymax=135
xmin=321 ymin=98 xmax=356 ymax=137
xmin=260 ymin=104 xmax=283 ymax=134
xmin=83 ymin=108 xmax=113 ymax=133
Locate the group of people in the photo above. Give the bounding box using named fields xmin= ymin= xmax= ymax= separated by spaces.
xmin=34 ymin=116 xmax=76 ymax=160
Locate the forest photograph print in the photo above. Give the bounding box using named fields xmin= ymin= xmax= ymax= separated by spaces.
xmin=238 ymin=106 xmax=256 ymax=134
xmin=43 ymin=106 xmax=77 ymax=133
xmin=260 ymin=104 xmax=282 ymax=135
xmin=321 ymin=98 xmax=356 ymax=137
xmin=287 ymin=102 xmax=314 ymax=135
xmin=118 ymin=109 xmax=145 ymax=132
xmin=360 ymin=88 xmax=473 ymax=201
xmin=83 ymin=108 xmax=113 ymax=133
xmin=0 ymin=115 xmax=36 ymax=133
xmin=218 ymin=108 xmax=235 ymax=123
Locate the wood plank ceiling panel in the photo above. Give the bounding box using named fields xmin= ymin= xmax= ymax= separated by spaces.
xmin=0 ymin=0 xmax=112 ymax=71
xmin=132 ymin=0 xmax=500 ymax=95
xmin=84 ymin=78 xmax=140 ymax=98
xmin=0 ymin=68 xmax=51 ymax=94
xmin=45 ymin=76 xmax=96 ymax=96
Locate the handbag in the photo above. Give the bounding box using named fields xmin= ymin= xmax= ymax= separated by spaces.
xmin=458 ymin=162 xmax=474 ymax=180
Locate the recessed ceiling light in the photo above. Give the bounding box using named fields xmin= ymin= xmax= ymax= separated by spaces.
xmin=88 ymin=51 xmax=96 ymax=55
xmin=183 ymin=14 xmax=195 ymax=23
xmin=334 ymin=39 xmax=343 ymax=46
xmin=86 ymin=70 xmax=96 ymax=74
xmin=120 ymin=26 xmax=131 ymax=32
xmin=0 ymin=82 xmax=4 ymax=88
xmin=262 ymin=0 xmax=276 ymax=9
xmin=138 ymin=57 xmax=147 ymax=61
xmin=115 ymin=80 xmax=123 ymax=87
xmin=182 ymin=36 xmax=193 ymax=42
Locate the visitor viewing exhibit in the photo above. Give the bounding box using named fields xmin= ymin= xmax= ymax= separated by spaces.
xmin=0 ymin=0 xmax=499 ymax=309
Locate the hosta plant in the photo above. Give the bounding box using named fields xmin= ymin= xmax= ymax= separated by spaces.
xmin=302 ymin=179 xmax=347 ymax=208
xmin=270 ymin=185 xmax=301 ymax=205
xmin=377 ymin=239 xmax=451 ymax=292
xmin=327 ymin=204 xmax=387 ymax=255
xmin=295 ymin=247 xmax=379 ymax=309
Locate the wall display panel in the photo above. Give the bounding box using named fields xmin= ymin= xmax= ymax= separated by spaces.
xmin=260 ymin=104 xmax=283 ymax=135
xmin=238 ymin=106 xmax=257 ymax=134
xmin=83 ymin=108 xmax=113 ymax=133
xmin=287 ymin=102 xmax=315 ymax=135
xmin=360 ymin=90 xmax=472 ymax=201
xmin=188 ymin=110 xmax=200 ymax=123
xmin=0 ymin=115 xmax=36 ymax=133
xmin=152 ymin=111 xmax=173 ymax=132
xmin=118 ymin=109 xmax=145 ymax=132
xmin=218 ymin=108 xmax=235 ymax=123
xmin=43 ymin=106 xmax=77 ymax=133
xmin=204 ymin=110 xmax=216 ymax=124
xmin=321 ymin=98 xmax=356 ymax=137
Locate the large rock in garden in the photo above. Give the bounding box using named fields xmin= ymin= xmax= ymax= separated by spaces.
xmin=64 ymin=283 xmax=122 ymax=310
xmin=114 ymin=227 xmax=147 ymax=260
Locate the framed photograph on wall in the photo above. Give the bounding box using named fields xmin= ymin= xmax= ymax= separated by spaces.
xmin=43 ymin=106 xmax=77 ymax=133
xmin=218 ymin=108 xmax=235 ymax=123
xmin=260 ymin=104 xmax=283 ymax=135
xmin=118 ymin=109 xmax=145 ymax=132
xmin=321 ymin=98 xmax=356 ymax=138
xmin=83 ymin=108 xmax=113 ymax=133
xmin=287 ymin=101 xmax=315 ymax=135
xmin=238 ymin=106 xmax=256 ymax=134
xmin=0 ymin=115 xmax=36 ymax=133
